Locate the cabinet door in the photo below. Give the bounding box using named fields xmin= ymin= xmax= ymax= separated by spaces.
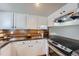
xmin=12 ymin=41 xmax=39 ymax=56
xmin=37 ymin=16 xmax=48 ymax=29
xmin=0 ymin=12 xmax=13 ymax=29
xmin=12 ymin=39 xmax=48 ymax=56
xmin=14 ymin=13 xmax=27 ymax=29
xmin=0 ymin=43 xmax=12 ymax=56
xmin=12 ymin=41 xmax=29 ymax=56
xmin=24 ymin=39 xmax=48 ymax=56
xmin=27 ymin=15 xmax=38 ymax=29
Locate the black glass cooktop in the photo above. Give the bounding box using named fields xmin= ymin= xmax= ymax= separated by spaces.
xmin=50 ymin=35 xmax=79 ymax=51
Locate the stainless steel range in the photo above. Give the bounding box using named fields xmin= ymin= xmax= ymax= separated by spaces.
xmin=49 ymin=35 xmax=79 ymax=56
xmin=48 ymin=39 xmax=72 ymax=53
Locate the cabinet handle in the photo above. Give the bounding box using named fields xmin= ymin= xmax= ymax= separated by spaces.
xmin=31 ymin=45 xmax=33 ymax=47
xmin=12 ymin=26 xmax=13 ymax=28
xmin=23 ymin=42 xmax=25 ymax=44
xmin=15 ymin=26 xmax=16 ymax=28
xmin=28 ymin=46 xmax=30 ymax=47
xmin=11 ymin=26 xmax=16 ymax=28
xmin=36 ymin=41 xmax=38 ymax=43
xmin=28 ymin=45 xmax=33 ymax=47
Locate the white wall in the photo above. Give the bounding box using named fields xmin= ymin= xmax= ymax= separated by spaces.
xmin=49 ymin=25 xmax=79 ymax=40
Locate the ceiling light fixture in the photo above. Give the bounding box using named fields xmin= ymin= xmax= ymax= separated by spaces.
xmin=35 ymin=3 xmax=40 ymax=6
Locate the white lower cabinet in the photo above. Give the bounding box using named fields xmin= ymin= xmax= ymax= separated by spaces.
xmin=12 ymin=39 xmax=48 ymax=56
xmin=0 ymin=43 xmax=12 ymax=56
xmin=0 ymin=39 xmax=48 ymax=56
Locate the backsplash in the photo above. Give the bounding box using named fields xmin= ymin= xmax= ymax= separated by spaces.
xmin=49 ymin=25 xmax=79 ymax=40
xmin=0 ymin=29 xmax=49 ymax=41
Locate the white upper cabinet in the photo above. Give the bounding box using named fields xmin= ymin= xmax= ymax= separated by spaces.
xmin=0 ymin=11 xmax=48 ymax=29
xmin=48 ymin=17 xmax=54 ymax=27
xmin=48 ymin=3 xmax=78 ymax=27
xmin=37 ymin=16 xmax=48 ymax=29
xmin=14 ymin=13 xmax=27 ymax=29
xmin=27 ymin=15 xmax=38 ymax=29
xmin=27 ymin=15 xmax=48 ymax=29
xmin=0 ymin=12 xmax=13 ymax=29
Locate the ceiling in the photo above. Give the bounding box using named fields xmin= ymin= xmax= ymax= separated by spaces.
xmin=0 ymin=3 xmax=66 ymax=16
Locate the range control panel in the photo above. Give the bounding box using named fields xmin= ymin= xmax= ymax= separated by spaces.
xmin=48 ymin=39 xmax=72 ymax=53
